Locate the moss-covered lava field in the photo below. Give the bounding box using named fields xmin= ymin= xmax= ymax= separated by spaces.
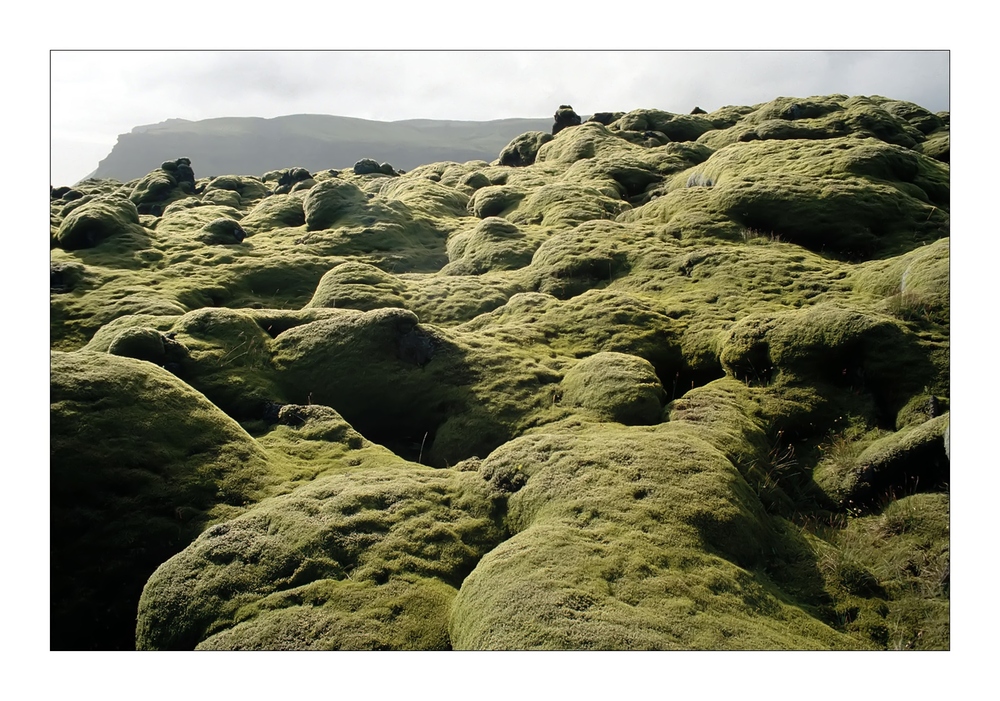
xmin=50 ymin=94 xmax=949 ymax=651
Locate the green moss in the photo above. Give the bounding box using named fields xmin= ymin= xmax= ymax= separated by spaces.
xmin=51 ymin=350 xmax=272 ymax=650
xmin=697 ymin=95 xmax=925 ymax=152
xmin=399 ymin=273 xmax=524 ymax=325
xmin=54 ymin=196 xmax=146 ymax=250
xmin=155 ymin=204 xmax=245 ymax=240
xmin=197 ymin=217 xmax=247 ymax=245
xmin=461 ymin=289 xmax=686 ymax=378
xmin=467 ymin=185 xmax=525 ymax=218
xmin=377 ymin=176 xmax=470 ymax=219
xmin=195 ymin=576 xmax=458 ymax=650
xmin=612 ymin=109 xmax=716 ymax=142
xmin=239 ymin=192 xmax=306 ymax=233
xmin=560 ymin=352 xmax=665 ymax=425
xmin=302 ymin=178 xmax=368 ymax=230
xmin=452 ymin=380 xmax=858 ymax=649
xmin=204 ymin=174 xmax=270 ymax=201
xmin=307 ymin=261 xmax=408 ymax=310
xmin=813 ymin=414 xmax=949 ymax=510
xmin=509 ymin=181 xmax=630 ymax=229
xmin=443 ymin=216 xmax=536 ymax=275
xmin=810 ymin=492 xmax=949 ymax=649
xmin=136 ymin=465 xmax=504 ymax=649
xmin=499 ymin=131 xmax=554 ymax=167
xmin=527 ymin=220 xmax=633 ymax=297
xmin=269 ymin=308 xmax=485 ymax=462
xmin=720 ymin=303 xmax=939 ymax=422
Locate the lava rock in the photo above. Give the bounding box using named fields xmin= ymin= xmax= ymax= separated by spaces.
xmin=553 ymin=105 xmax=582 ymax=135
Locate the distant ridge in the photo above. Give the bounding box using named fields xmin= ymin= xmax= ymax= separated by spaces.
xmin=88 ymin=114 xmax=553 ymax=183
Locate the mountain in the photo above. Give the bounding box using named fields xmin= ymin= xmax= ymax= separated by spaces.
xmin=89 ymin=114 xmax=554 ymax=182
xmin=51 ymin=96 xmax=950 ymax=652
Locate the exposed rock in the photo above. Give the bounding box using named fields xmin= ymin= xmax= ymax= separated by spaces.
xmin=353 ymin=158 xmax=382 ymax=175
xmin=588 ymin=111 xmax=625 ymax=125
xmin=552 ymin=104 xmax=582 ymax=135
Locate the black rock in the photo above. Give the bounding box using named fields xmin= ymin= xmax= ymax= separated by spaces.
xmin=552 ymin=105 xmax=582 ymax=135
xmin=353 ymin=158 xmax=381 ymax=175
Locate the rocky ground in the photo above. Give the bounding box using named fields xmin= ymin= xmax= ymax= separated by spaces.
xmin=50 ymin=94 xmax=949 ymax=650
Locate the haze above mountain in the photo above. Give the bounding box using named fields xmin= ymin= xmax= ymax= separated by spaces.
xmin=84 ymin=114 xmax=554 ymax=184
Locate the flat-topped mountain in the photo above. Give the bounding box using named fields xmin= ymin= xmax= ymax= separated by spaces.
xmin=85 ymin=114 xmax=553 ymax=183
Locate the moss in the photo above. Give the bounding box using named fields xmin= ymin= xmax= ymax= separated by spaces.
xmin=611 ymin=109 xmax=716 ymax=142
xmin=51 ymin=350 xmax=272 ymax=650
xmin=850 ymin=237 xmax=949 ymax=331
xmin=720 ymin=303 xmax=939 ymax=422
xmin=194 ymin=576 xmax=458 ymax=650
xmin=467 ymin=185 xmax=525 ymax=218
xmin=167 ymin=307 xmax=283 ymax=419
xmin=155 ymin=204 xmax=245 ymax=240
xmin=106 ymin=326 xmax=170 ymax=364
xmin=499 ymin=131 xmax=554 ymax=167
xmin=399 ymin=273 xmax=525 ymax=324
xmin=268 ymin=308 xmax=481 ymax=462
xmin=204 ymin=174 xmax=270 ymax=201
xmin=54 ymin=196 xmax=146 ymax=250
xmin=302 ymin=178 xmax=368 ymax=230
xmin=460 ymin=289 xmax=686 ymax=379
xmin=451 ymin=380 xmax=858 ymax=649
xmin=536 ymin=121 xmax=629 ymax=165
xmin=136 ymin=465 xmax=504 ymax=649
xmin=813 ymin=414 xmax=950 ymax=511
xmin=129 ymin=160 xmax=197 ymax=214
xmin=443 ymin=216 xmax=535 ymax=275
xmin=811 ymin=492 xmax=949 ymax=649
xmin=560 ymin=352 xmax=665 ymax=425
xmin=509 ymin=182 xmax=630 ymax=229
xmin=197 ymin=217 xmax=247 ymax=245
xmin=917 ymin=129 xmax=950 ymax=163
xmin=307 ymin=261 xmax=408 ymax=310
xmin=239 ymin=192 xmax=306 ymax=233
xmin=377 ymin=174 xmax=471 ymax=219
xmin=528 ymin=220 xmax=633 ymax=298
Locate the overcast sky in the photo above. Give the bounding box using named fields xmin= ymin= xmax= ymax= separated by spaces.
xmin=50 ymin=50 xmax=949 ymax=186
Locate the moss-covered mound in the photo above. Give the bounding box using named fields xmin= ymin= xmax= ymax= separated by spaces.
xmin=136 ymin=464 xmax=504 ymax=650
xmin=560 ymin=351 xmax=665 ymax=425
xmin=51 ymin=93 xmax=949 ymax=651
xmin=51 ymin=351 xmax=271 ymax=650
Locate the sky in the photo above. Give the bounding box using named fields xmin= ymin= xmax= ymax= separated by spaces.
xmin=49 ymin=50 xmax=950 ymax=186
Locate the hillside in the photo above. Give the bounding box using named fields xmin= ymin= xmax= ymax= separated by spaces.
xmin=84 ymin=114 xmax=553 ymax=183
xmin=50 ymin=95 xmax=950 ymax=651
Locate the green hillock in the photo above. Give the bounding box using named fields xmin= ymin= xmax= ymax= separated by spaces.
xmin=51 ymin=93 xmax=949 ymax=651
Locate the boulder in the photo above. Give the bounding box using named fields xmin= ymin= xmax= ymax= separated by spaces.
xmin=552 ymin=105 xmax=582 ymax=135
xmin=353 ymin=158 xmax=382 ymax=175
